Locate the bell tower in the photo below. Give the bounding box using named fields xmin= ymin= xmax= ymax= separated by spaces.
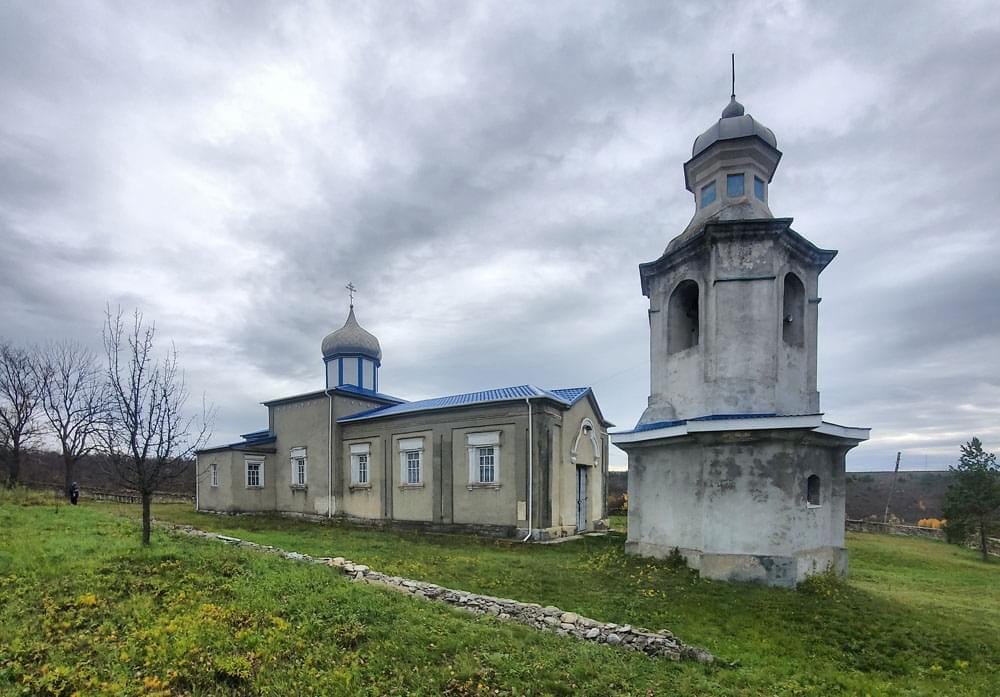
xmin=640 ymin=83 xmax=835 ymax=426
xmin=613 ymin=71 xmax=869 ymax=588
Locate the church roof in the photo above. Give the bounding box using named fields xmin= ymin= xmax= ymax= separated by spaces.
xmin=690 ymin=96 xmax=778 ymax=159
xmin=321 ymin=306 xmax=382 ymax=361
xmin=338 ymin=384 xmax=611 ymax=426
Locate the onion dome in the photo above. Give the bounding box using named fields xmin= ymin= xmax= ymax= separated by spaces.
xmin=691 ymin=95 xmax=777 ymax=159
xmin=321 ymin=306 xmax=382 ymax=361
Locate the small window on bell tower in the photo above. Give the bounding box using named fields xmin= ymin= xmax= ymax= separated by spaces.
xmin=700 ymin=181 xmax=716 ymax=208
xmin=668 ymin=280 xmax=699 ymax=354
xmin=727 ymin=173 xmax=745 ymax=197
xmin=754 ymin=176 xmax=765 ymax=200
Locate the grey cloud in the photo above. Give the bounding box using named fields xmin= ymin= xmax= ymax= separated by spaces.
xmin=1 ymin=1 xmax=998 ymax=471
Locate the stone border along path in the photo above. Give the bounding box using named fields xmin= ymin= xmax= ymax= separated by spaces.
xmin=163 ymin=522 xmax=714 ymax=663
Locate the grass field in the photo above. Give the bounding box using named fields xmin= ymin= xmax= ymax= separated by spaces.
xmin=1 ymin=492 xmax=998 ymax=695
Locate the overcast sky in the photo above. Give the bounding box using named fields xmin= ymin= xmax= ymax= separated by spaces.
xmin=2 ymin=1 xmax=998 ymax=471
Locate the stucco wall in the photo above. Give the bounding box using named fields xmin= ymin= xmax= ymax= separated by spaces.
xmin=551 ymin=395 xmax=609 ymax=533
xmin=450 ymin=424 xmax=518 ymax=526
xmin=339 ymin=402 xmax=529 ymax=527
xmin=624 ymin=428 xmax=851 ymax=586
xmin=196 ymin=448 xmax=277 ymax=513
xmin=270 ymin=395 xmax=330 ymax=517
xmin=340 ymin=432 xmax=384 ymax=519
xmin=642 ymin=225 xmax=823 ymax=424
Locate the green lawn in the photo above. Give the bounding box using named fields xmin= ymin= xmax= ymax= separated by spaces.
xmin=2 ymin=493 xmax=997 ymax=695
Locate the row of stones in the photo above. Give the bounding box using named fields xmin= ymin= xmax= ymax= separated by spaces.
xmin=168 ymin=524 xmax=713 ymax=663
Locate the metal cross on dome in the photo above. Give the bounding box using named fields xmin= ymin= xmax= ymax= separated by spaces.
xmin=346 ymin=281 xmax=356 ymax=307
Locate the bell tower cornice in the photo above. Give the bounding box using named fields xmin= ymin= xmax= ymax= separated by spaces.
xmin=639 ymin=218 xmax=837 ymax=297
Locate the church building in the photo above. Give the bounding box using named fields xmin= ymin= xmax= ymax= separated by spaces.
xmin=196 ymin=303 xmax=611 ymax=539
xmin=612 ymin=82 xmax=869 ymax=587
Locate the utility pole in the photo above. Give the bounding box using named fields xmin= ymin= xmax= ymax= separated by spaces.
xmin=883 ymin=451 xmax=901 ymax=524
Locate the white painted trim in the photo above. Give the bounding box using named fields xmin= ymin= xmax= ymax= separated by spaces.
xmin=611 ymin=415 xmax=870 ymax=445
xmin=466 ymin=431 xmax=500 ymax=447
xmin=813 ymin=422 xmax=871 ymax=440
xmin=244 ymin=455 xmax=265 ymax=488
xmin=570 ymin=418 xmax=602 ymax=467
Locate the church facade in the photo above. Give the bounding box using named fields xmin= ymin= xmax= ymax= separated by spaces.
xmin=196 ymin=306 xmax=611 ymax=539
xmin=612 ymin=87 xmax=869 ymax=587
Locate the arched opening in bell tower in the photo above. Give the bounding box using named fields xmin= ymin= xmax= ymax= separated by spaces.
xmin=667 ymin=280 xmax=700 ymax=354
xmin=782 ymin=272 xmax=805 ymax=347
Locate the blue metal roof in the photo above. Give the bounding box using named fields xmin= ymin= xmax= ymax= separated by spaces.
xmin=548 ymin=387 xmax=590 ymax=404
xmin=198 ymin=429 xmax=276 ymax=454
xmin=338 ymin=385 xmax=593 ymax=423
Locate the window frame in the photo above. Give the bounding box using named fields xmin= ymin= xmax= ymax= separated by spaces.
xmin=700 ymin=180 xmax=717 ymax=208
xmin=398 ymin=437 xmax=425 ymax=487
xmin=290 ymin=447 xmax=307 ymax=487
xmin=245 ymin=457 xmax=264 ymax=489
xmin=350 ymin=442 xmax=372 ymax=487
xmin=209 ymin=463 xmax=219 ymax=488
xmin=727 ymin=172 xmax=745 ymax=197
xmin=467 ymin=431 xmax=501 ymax=487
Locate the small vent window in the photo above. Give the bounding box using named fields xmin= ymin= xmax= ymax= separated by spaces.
xmin=700 ymin=181 xmax=716 ymax=208
xmin=667 ymin=280 xmax=699 ymax=354
xmin=807 ymin=475 xmax=821 ymax=507
xmin=754 ymin=176 xmax=765 ymax=200
xmin=783 ymin=273 xmax=806 ymax=347
xmin=727 ymin=173 xmax=745 ymax=197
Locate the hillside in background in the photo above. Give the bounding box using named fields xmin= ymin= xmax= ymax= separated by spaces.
xmin=608 ymin=469 xmax=951 ymax=524
xmin=17 ymin=449 xmax=196 ymax=496
xmin=846 ymin=470 xmax=951 ymax=523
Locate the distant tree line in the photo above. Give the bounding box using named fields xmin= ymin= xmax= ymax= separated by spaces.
xmin=0 ymin=306 xmax=213 ymax=544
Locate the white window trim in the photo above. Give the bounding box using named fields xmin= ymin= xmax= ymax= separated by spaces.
xmin=467 ymin=431 xmax=501 ymax=487
xmin=350 ymin=442 xmax=372 ymax=488
xmin=398 ymin=437 xmax=424 ymax=487
xmin=290 ymin=447 xmax=307 ymax=487
xmin=245 ymin=456 xmax=264 ymax=489
xmin=209 ymin=463 xmax=219 ymax=488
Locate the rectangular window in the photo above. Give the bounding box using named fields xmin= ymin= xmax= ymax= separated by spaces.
xmin=210 ymin=463 xmax=219 ymax=487
xmin=754 ymin=176 xmax=765 ymax=200
xmin=478 ymin=447 xmax=496 ymax=483
xmin=350 ymin=443 xmax=371 ymax=486
xmin=727 ymin=173 xmax=745 ymax=197
xmin=700 ymin=181 xmax=716 ymax=208
xmin=290 ymin=447 xmax=307 ymax=486
xmin=406 ymin=451 xmax=421 ymax=484
xmin=362 ymin=359 xmax=375 ymax=391
xmin=245 ymin=458 xmax=263 ymax=488
xmin=467 ymin=431 xmax=501 ymax=485
xmin=399 ymin=437 xmax=424 ymax=485
xmin=342 ymin=357 xmax=359 ymax=386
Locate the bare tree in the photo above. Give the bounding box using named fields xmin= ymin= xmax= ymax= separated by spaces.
xmin=38 ymin=341 xmax=106 ymax=497
xmin=0 ymin=342 xmax=45 ymax=487
xmin=100 ymin=307 xmax=212 ymax=544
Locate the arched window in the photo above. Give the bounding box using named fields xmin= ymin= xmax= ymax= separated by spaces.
xmin=806 ymin=475 xmax=821 ymax=507
xmin=782 ymin=272 xmax=805 ymax=347
xmin=668 ymin=280 xmax=699 ymax=354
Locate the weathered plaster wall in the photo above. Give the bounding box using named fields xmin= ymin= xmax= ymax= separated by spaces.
xmin=448 ymin=423 xmax=516 ymax=526
xmin=642 ymin=226 xmax=822 ymax=424
xmin=270 ymin=395 xmax=330 ymax=516
xmin=625 ymin=429 xmax=850 ymax=587
xmin=340 ymin=432 xmax=384 ymax=520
